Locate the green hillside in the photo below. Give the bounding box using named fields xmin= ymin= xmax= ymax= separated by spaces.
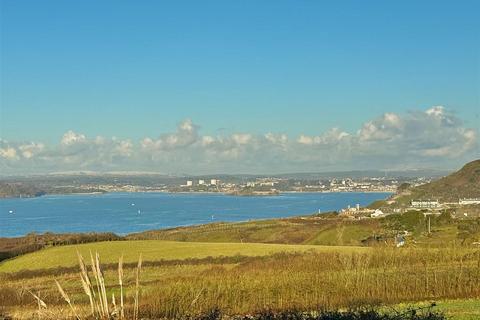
xmin=393 ymin=159 xmax=480 ymax=204
xmin=0 ymin=240 xmax=363 ymax=273
xmin=127 ymin=218 xmax=383 ymax=246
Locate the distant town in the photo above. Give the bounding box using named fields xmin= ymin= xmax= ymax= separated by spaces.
xmin=71 ymin=175 xmax=414 ymax=195
xmin=0 ymin=171 xmax=442 ymax=199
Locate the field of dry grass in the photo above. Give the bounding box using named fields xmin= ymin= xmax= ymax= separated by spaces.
xmin=0 ymin=240 xmax=363 ymax=273
xmin=127 ymin=217 xmax=385 ymax=246
xmin=1 ymin=241 xmax=480 ymax=319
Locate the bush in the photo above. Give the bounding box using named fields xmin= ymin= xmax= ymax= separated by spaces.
xmin=192 ymin=308 xmax=446 ymax=320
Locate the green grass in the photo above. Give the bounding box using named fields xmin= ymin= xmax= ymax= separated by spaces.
xmin=436 ymin=299 xmax=480 ymax=320
xmin=0 ymin=240 xmax=366 ymax=273
xmin=129 ymin=218 xmax=382 ymax=246
xmin=306 ymin=224 xmax=377 ymax=245
xmin=394 ymin=299 xmax=480 ymax=320
xmin=2 ymin=243 xmax=479 ymax=319
xmin=415 ymin=225 xmax=460 ymax=246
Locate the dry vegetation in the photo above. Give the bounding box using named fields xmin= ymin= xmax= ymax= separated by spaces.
xmin=1 ymin=245 xmax=479 ymax=319
xmin=0 ymin=233 xmax=121 ymax=262
xmin=127 ymin=217 xmax=382 ymax=246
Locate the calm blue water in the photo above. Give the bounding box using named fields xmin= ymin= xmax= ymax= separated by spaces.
xmin=0 ymin=192 xmax=390 ymax=237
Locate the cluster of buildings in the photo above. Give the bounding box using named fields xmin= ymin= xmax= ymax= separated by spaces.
xmin=339 ymin=197 xmax=480 ymax=221
xmin=338 ymin=203 xmax=388 ymax=219
xmin=179 ymin=177 xmax=282 ymax=194
xmin=326 ymin=178 xmax=397 ymax=192
xmin=409 ymin=198 xmax=480 ymax=209
xmin=459 ymin=198 xmax=480 ymax=205
xmin=83 ymin=184 xmax=168 ymax=192
xmin=301 ymin=178 xmax=398 ymax=193
xmin=246 ymin=178 xmax=281 ymax=188
xmin=410 ymin=199 xmax=440 ymax=209
xmin=177 ymin=176 xmax=403 ymax=193
xmin=184 ymin=179 xmax=219 ymax=187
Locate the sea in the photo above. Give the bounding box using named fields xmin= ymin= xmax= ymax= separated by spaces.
xmin=0 ymin=192 xmax=390 ymax=237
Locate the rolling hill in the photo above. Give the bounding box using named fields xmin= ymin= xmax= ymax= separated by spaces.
xmin=394 ymin=159 xmax=480 ymax=204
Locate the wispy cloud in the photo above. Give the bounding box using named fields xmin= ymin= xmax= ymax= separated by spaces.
xmin=1 ymin=107 xmax=478 ymax=174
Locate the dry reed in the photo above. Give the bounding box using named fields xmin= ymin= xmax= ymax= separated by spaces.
xmin=55 ymin=279 xmax=80 ymax=320
xmin=134 ymin=254 xmax=142 ymax=320
xmin=119 ymin=254 xmax=124 ymax=319
xmin=11 ymin=246 xmax=480 ymax=319
xmin=51 ymin=252 xmax=142 ymax=320
xmin=27 ymin=290 xmax=47 ymax=310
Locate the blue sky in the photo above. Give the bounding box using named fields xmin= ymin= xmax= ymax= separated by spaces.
xmin=0 ymin=1 xmax=479 ymax=174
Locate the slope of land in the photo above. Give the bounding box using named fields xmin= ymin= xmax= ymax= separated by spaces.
xmin=0 ymin=182 xmax=106 ymax=198
xmin=127 ymin=216 xmax=382 ymax=245
xmin=128 ymin=210 xmax=480 ymax=247
xmin=3 ymin=206 xmax=478 ymax=268
xmin=0 ymin=232 xmax=121 ymax=262
xmin=0 ymin=240 xmax=364 ymax=273
xmin=1 ymin=242 xmax=479 ymax=319
xmin=390 ymin=159 xmax=480 ymax=205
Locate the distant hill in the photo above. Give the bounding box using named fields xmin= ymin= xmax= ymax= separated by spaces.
xmin=393 ymin=159 xmax=480 ymax=204
xmin=0 ymin=182 xmax=46 ymax=198
xmin=0 ymin=182 xmax=106 ymax=198
xmin=275 ymin=169 xmax=450 ymax=179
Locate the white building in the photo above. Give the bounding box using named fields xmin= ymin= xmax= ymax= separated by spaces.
xmin=210 ymin=179 xmax=218 ymax=186
xmin=186 ymin=180 xmax=193 ymax=187
xmin=411 ymin=200 xmax=439 ymax=208
xmin=260 ymin=182 xmax=275 ymax=187
xmin=198 ymin=179 xmax=205 ymax=185
xmin=371 ymin=209 xmax=385 ymax=218
xmin=459 ymin=198 xmax=480 ymax=205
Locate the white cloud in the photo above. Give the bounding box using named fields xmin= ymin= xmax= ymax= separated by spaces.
xmin=299 ymin=128 xmax=350 ymax=145
xmin=358 ymin=113 xmax=403 ymax=142
xmin=18 ymin=142 xmax=45 ymax=159
xmin=232 ymin=134 xmax=252 ymax=145
xmin=115 ymin=140 xmax=133 ymax=157
xmin=0 ymin=107 xmax=478 ymax=174
xmin=141 ymin=119 xmax=198 ymax=151
xmin=297 ymin=135 xmax=314 ymax=145
xmin=0 ymin=146 xmax=18 ymax=160
xmin=61 ymin=130 xmax=86 ymax=146
xmin=265 ymin=133 xmax=288 ymax=145
xmin=425 ymin=106 xmax=445 ymax=117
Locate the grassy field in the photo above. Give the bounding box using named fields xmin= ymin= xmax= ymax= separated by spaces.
xmin=394 ymin=299 xmax=480 ymax=320
xmin=1 ymin=240 xmax=480 ymax=319
xmin=2 ymin=211 xmax=480 ymax=319
xmin=0 ymin=240 xmax=365 ymax=273
xmin=127 ymin=211 xmax=480 ymax=247
xmin=127 ymin=217 xmax=384 ymax=246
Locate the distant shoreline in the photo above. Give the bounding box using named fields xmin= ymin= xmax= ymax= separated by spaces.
xmin=0 ymin=191 xmax=106 ymax=199
xmin=0 ymin=189 xmax=393 ymax=199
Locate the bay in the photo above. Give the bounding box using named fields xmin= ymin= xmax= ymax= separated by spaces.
xmin=0 ymin=192 xmax=390 ymax=237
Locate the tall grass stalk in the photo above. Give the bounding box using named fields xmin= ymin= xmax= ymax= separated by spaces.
xmin=27 ymin=290 xmax=47 ymax=310
xmin=55 ymin=279 xmax=80 ymax=320
xmin=118 ymin=254 xmax=125 ymax=319
xmin=51 ymin=252 xmax=142 ymax=319
xmin=90 ymin=250 xmax=106 ymax=317
xmin=77 ymin=250 xmax=97 ymax=316
xmin=134 ymin=254 xmax=142 ymax=320
xmin=96 ymin=252 xmax=110 ymax=316
xmin=112 ymin=293 xmax=118 ymax=317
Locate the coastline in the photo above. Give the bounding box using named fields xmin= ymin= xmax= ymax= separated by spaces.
xmin=0 ymin=189 xmax=393 ymax=199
